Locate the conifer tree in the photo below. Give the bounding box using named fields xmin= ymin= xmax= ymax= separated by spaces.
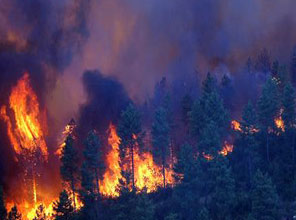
xmin=79 ymin=161 xmax=97 ymax=220
xmin=257 ymin=78 xmax=280 ymax=161
xmin=173 ymin=144 xmax=204 ymax=220
xmin=198 ymin=121 xmax=221 ymax=156
xmin=152 ymin=107 xmax=170 ymax=188
xmin=83 ymin=130 xmax=105 ymax=194
xmin=60 ymin=135 xmax=79 ymax=209
xmin=232 ymin=102 xmax=259 ymax=187
xmin=0 ymin=186 xmax=7 ymax=220
xmin=250 ymin=170 xmax=279 ymax=220
xmin=8 ymin=205 xmax=21 ymax=220
xmin=181 ymin=94 xmax=193 ymax=127
xmin=33 ymin=204 xmax=46 ymax=220
xmin=290 ymin=46 xmax=296 ymax=85
xmin=282 ymin=83 xmax=296 ymax=161
xmin=117 ymin=103 xmax=143 ymax=189
xmin=208 ymin=156 xmax=236 ymax=220
xmin=255 ymin=48 xmax=271 ymax=74
xmin=190 ymin=73 xmax=229 ymax=138
xmin=53 ymin=190 xmax=74 ymax=220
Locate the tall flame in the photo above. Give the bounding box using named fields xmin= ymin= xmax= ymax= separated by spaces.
xmin=0 ymin=73 xmax=51 ymax=220
xmin=0 ymin=73 xmax=48 ymax=158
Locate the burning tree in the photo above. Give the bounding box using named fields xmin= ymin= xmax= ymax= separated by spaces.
xmin=117 ymin=104 xmax=143 ymax=189
xmin=53 ymin=190 xmax=74 ymax=220
xmin=60 ymin=136 xmax=79 ymax=210
xmin=152 ymin=107 xmax=170 ymax=188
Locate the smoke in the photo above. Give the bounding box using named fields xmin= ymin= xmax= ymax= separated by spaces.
xmin=0 ymin=0 xmax=296 ymax=199
xmin=78 ymin=70 xmax=130 ymax=137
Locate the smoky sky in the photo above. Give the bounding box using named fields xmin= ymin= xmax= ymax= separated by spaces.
xmin=0 ymin=0 xmax=295 ymax=199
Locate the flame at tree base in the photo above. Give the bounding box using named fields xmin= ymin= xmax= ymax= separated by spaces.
xmin=99 ymin=124 xmax=174 ymax=197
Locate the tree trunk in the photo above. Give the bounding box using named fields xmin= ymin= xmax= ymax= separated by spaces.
xmin=266 ymin=132 xmax=270 ymax=162
xmin=131 ymin=144 xmax=135 ymax=189
xmin=71 ymin=180 xmax=76 ymax=210
xmin=162 ymin=160 xmax=166 ymax=188
xmin=292 ymin=130 xmax=295 ymax=163
xmin=248 ymin=154 xmax=252 ymax=188
xmin=95 ymin=168 xmax=99 ymax=194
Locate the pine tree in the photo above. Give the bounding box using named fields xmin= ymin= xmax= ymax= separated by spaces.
xmin=8 ymin=205 xmax=21 ymax=220
xmin=198 ymin=121 xmax=221 ymax=156
xmin=83 ymin=130 xmax=105 ymax=194
xmin=190 ymin=73 xmax=229 ymax=138
xmin=257 ymin=78 xmax=280 ymax=161
xmin=250 ymin=170 xmax=279 ymax=220
xmin=111 ymin=189 xmax=154 ymax=220
xmin=181 ymin=94 xmax=193 ymax=127
xmin=152 ymin=107 xmax=170 ymax=188
xmin=33 ymin=204 xmax=46 ymax=220
xmin=173 ymin=144 xmax=204 ymax=220
xmin=271 ymin=60 xmax=279 ymax=78
xmin=60 ymin=135 xmax=79 ymax=209
xmin=255 ymin=48 xmax=271 ymax=74
xmin=79 ymin=161 xmax=97 ymax=220
xmin=53 ymin=190 xmax=74 ymax=220
xmin=173 ymin=143 xmax=197 ymax=183
xmin=233 ymin=102 xmax=259 ymax=187
xmin=282 ymin=83 xmax=296 ymax=129
xmin=0 ymin=186 xmax=7 ymax=220
xmin=117 ymin=103 xmax=143 ymax=189
xmin=208 ymin=156 xmax=236 ymax=220
xmin=197 ymin=207 xmax=211 ymax=220
xmin=282 ymin=82 xmax=296 ymax=161
xmin=290 ymin=46 xmax=296 ymax=85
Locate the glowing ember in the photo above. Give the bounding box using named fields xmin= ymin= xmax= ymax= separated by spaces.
xmin=219 ymin=142 xmax=234 ymax=156
xmin=275 ymin=116 xmax=285 ymax=132
xmin=231 ymin=120 xmax=242 ymax=132
xmin=0 ymin=73 xmax=48 ymax=158
xmin=203 ymin=153 xmax=213 ymax=160
xmin=56 ymin=119 xmax=77 ymax=156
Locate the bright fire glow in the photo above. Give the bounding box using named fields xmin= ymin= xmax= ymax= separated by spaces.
xmin=219 ymin=142 xmax=234 ymax=156
xmin=231 ymin=120 xmax=242 ymax=132
xmin=275 ymin=116 xmax=285 ymax=132
xmin=0 ymin=73 xmax=48 ymax=158
xmin=99 ymin=123 xmax=174 ymax=197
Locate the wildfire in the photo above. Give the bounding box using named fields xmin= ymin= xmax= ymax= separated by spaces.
xmin=275 ymin=116 xmax=285 ymax=132
xmin=219 ymin=142 xmax=234 ymax=156
xmin=99 ymin=123 xmax=122 ymax=197
xmin=56 ymin=119 xmax=77 ymax=156
xmin=99 ymin=123 xmax=174 ymax=197
xmin=0 ymin=73 xmax=48 ymax=158
xmin=231 ymin=120 xmax=242 ymax=132
xmin=202 ymin=142 xmax=234 ymax=160
xmin=0 ymin=73 xmax=55 ymax=220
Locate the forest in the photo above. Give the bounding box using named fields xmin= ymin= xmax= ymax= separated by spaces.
xmin=1 ymin=0 xmax=296 ymax=219
xmin=1 ymin=48 xmax=296 ymax=219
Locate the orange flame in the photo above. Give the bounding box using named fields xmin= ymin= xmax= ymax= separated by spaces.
xmin=219 ymin=142 xmax=234 ymax=156
xmin=275 ymin=116 xmax=285 ymax=132
xmin=99 ymin=123 xmax=122 ymax=196
xmin=99 ymin=123 xmax=174 ymax=197
xmin=0 ymin=73 xmax=48 ymax=158
xmin=231 ymin=120 xmax=242 ymax=132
